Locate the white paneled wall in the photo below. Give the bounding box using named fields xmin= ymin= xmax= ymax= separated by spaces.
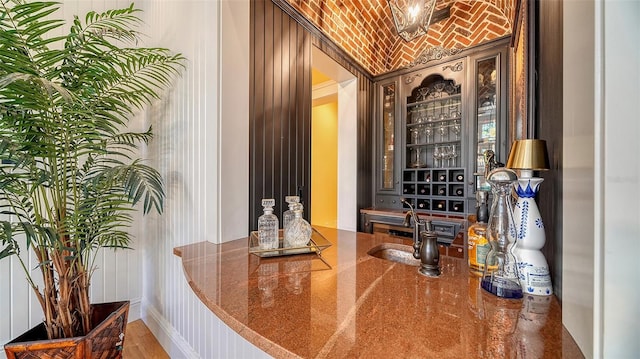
xmin=135 ymin=0 xmax=260 ymax=358
xmin=2 ymin=1 xmax=260 ymax=358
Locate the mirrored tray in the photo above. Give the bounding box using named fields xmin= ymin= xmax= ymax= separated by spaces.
xmin=249 ymin=227 xmax=332 ymax=258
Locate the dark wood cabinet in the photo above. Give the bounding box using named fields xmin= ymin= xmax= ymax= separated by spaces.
xmin=365 ymin=38 xmax=511 ymax=258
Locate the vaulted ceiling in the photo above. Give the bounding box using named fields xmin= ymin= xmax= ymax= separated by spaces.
xmin=286 ymin=0 xmax=516 ymax=76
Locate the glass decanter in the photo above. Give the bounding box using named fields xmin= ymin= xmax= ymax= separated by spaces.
xmin=480 ymin=168 xmax=523 ymax=299
xmin=284 ymin=204 xmax=311 ymax=248
xmin=282 ymin=195 xmax=301 ymax=234
xmin=258 ymin=199 xmax=279 ymax=250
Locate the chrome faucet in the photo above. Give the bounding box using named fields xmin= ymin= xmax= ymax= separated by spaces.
xmin=401 ymin=198 xmax=440 ymax=277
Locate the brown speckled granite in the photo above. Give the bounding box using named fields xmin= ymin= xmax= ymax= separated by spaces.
xmin=174 ymin=227 xmax=584 ymax=359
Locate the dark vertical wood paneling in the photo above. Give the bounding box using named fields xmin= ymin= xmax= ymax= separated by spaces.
xmin=249 ymin=0 xmax=263 ymax=227
xmin=250 ymin=0 xmax=313 ymax=230
xmin=288 ymin=15 xmax=298 ymax=198
xmin=273 ymin=6 xmax=283 ymax=215
xmin=534 ymin=0 xmax=563 ymax=299
xmin=250 ymin=0 xmax=374 ymax=231
xmin=280 ymin=13 xmax=291 ymax=203
xmin=358 ymin=73 xmax=374 ymax=230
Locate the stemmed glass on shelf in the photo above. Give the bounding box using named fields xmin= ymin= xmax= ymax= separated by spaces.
xmin=433 ymin=145 xmax=442 ymax=167
xmin=415 ymin=147 xmax=424 ymax=167
xmin=425 ymin=123 xmax=433 ymax=143
xmin=442 ymin=145 xmax=451 ymax=167
xmin=411 ymin=127 xmax=420 ymax=145
xmin=448 ymin=144 xmax=458 ymax=167
xmin=438 ymin=122 xmax=448 ymax=141
xmin=452 ymin=120 xmax=461 ymax=140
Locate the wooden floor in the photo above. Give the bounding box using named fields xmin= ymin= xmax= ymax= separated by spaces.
xmin=123 ymin=319 xmax=170 ymax=359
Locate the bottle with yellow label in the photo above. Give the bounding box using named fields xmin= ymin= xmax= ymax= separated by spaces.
xmin=468 ymin=190 xmax=489 ymax=275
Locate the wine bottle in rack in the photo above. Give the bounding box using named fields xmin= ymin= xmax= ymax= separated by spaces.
xmin=403 ymin=184 xmax=415 ymax=194
xmin=452 ymin=202 xmax=463 ymax=212
xmin=455 ymin=187 xmax=464 ymax=196
xmin=456 ymin=173 xmax=464 ymax=182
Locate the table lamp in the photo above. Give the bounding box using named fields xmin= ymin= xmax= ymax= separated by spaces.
xmin=506 ymin=139 xmax=552 ymax=296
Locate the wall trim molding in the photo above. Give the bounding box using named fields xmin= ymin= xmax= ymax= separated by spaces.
xmin=128 ymin=298 xmax=142 ymax=323
xmin=141 ymin=300 xmax=199 ymax=359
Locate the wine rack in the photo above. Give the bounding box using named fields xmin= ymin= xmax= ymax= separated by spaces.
xmin=401 ymin=167 xmax=467 ymax=214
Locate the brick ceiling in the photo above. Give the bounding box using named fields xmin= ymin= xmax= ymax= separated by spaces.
xmin=286 ymin=0 xmax=516 ymax=76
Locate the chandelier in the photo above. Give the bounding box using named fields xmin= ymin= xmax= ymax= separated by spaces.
xmin=388 ymin=0 xmax=437 ymax=42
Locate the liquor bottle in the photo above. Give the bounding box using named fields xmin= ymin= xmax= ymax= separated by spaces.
xmin=481 ymin=169 xmax=522 ymax=298
xmin=468 ymin=191 xmax=489 ymax=276
xmin=258 ymin=199 xmax=279 ymax=250
xmin=284 ymin=205 xmax=312 ymax=248
xmin=283 ymin=195 xmax=301 ymax=244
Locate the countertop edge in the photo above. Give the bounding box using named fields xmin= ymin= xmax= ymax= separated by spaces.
xmin=175 ymin=245 xmax=302 ymax=359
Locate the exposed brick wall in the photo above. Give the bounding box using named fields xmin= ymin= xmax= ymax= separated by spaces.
xmin=286 ymin=0 xmax=515 ymax=76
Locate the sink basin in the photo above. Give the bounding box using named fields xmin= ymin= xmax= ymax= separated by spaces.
xmin=367 ymin=243 xmax=420 ymax=267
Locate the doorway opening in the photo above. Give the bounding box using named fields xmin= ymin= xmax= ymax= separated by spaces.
xmin=311 ymin=47 xmax=358 ymax=231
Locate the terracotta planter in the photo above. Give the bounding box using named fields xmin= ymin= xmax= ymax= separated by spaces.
xmin=3 ymin=301 xmax=129 ymax=359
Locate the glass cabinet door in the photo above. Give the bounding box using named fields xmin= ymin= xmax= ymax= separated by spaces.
xmin=380 ymin=83 xmax=397 ymax=191
xmin=474 ymin=56 xmax=499 ymax=191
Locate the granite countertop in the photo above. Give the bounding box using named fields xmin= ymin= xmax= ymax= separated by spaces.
xmin=174 ymin=227 xmax=583 ymax=358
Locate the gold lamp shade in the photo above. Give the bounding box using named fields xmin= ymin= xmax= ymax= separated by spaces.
xmin=506 ymin=139 xmax=550 ymax=170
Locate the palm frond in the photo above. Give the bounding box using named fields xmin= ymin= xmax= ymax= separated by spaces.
xmin=0 ymin=1 xmax=66 ymax=76
xmin=89 ymin=9 xmax=139 ymax=42
xmin=0 ymin=221 xmax=19 ymax=260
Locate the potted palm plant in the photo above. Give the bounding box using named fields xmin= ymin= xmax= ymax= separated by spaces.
xmin=0 ymin=1 xmax=184 ymax=357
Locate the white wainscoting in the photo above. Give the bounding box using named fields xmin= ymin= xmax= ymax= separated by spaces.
xmin=136 ymin=0 xmax=256 ymax=357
